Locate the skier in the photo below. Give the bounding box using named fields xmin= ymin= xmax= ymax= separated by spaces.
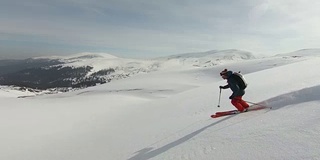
xmin=219 ymin=69 xmax=249 ymax=112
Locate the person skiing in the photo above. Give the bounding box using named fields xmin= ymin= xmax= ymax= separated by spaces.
xmin=219 ymin=69 xmax=249 ymax=112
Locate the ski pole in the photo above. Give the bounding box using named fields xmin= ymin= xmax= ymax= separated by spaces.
xmin=245 ymin=101 xmax=266 ymax=107
xmin=217 ymin=88 xmax=222 ymax=107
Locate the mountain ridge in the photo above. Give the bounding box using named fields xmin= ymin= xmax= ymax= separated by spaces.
xmin=0 ymin=49 xmax=256 ymax=91
xmin=0 ymin=48 xmax=316 ymax=92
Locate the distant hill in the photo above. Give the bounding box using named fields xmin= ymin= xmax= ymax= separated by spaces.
xmin=0 ymin=49 xmax=260 ymax=90
xmin=276 ymin=48 xmax=320 ymax=57
xmin=156 ymin=49 xmax=255 ymax=67
xmin=0 ymin=58 xmax=62 ymax=76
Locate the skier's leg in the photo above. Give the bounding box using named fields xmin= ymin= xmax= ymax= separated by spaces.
xmin=231 ymin=97 xmax=245 ymax=112
xmin=238 ymin=97 xmax=249 ymax=109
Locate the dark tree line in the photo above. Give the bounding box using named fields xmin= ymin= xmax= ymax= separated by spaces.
xmin=0 ymin=65 xmax=115 ymax=90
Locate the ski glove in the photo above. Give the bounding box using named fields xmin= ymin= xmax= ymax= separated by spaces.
xmin=220 ymin=85 xmax=229 ymax=89
xmin=220 ymin=85 xmax=228 ymax=89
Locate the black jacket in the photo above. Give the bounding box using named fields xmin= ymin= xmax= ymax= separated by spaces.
xmin=221 ymin=71 xmax=245 ymax=98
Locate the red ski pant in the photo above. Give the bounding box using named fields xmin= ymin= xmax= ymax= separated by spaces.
xmin=231 ymin=96 xmax=249 ymax=112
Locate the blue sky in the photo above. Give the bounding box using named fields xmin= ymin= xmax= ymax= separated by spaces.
xmin=1 ymin=0 xmax=320 ymax=59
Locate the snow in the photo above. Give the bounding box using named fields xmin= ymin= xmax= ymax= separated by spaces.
xmin=33 ymin=52 xmax=118 ymax=60
xmin=36 ymin=49 xmax=258 ymax=76
xmin=0 ymin=86 xmax=35 ymax=98
xmin=1 ymin=50 xmax=320 ymax=160
xmin=276 ymin=48 xmax=320 ymax=57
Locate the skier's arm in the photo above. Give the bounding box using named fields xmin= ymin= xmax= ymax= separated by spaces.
xmin=228 ymin=79 xmax=240 ymax=99
xmin=219 ymin=84 xmax=229 ymax=89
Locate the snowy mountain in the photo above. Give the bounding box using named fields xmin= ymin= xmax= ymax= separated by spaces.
xmin=54 ymin=49 xmax=256 ymax=71
xmin=0 ymin=49 xmax=256 ymax=91
xmin=33 ymin=52 xmax=118 ymax=61
xmin=1 ymin=49 xmax=320 ymax=159
xmin=276 ymin=48 xmax=320 ymax=57
xmin=156 ymin=49 xmax=255 ymax=67
xmin=158 ymin=49 xmax=254 ymax=59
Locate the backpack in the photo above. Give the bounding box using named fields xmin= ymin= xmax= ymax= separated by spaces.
xmin=232 ymin=72 xmax=247 ymax=89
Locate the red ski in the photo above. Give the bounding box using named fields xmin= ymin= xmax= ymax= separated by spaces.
xmin=210 ymin=106 xmax=271 ymax=118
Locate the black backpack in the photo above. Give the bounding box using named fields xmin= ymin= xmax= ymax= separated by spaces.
xmin=232 ymin=72 xmax=247 ymax=89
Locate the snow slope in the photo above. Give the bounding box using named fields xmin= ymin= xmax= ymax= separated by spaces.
xmin=156 ymin=49 xmax=256 ymax=68
xmin=1 ymin=51 xmax=320 ymax=160
xmin=276 ymin=48 xmax=320 ymax=57
xmin=33 ymin=49 xmax=257 ymax=76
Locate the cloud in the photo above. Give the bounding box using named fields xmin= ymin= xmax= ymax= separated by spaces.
xmin=0 ymin=0 xmax=320 ymax=59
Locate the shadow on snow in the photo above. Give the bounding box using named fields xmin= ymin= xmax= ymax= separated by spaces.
xmin=260 ymin=85 xmax=320 ymax=110
xmin=128 ymin=85 xmax=320 ymax=160
xmin=127 ymin=116 xmax=234 ymax=160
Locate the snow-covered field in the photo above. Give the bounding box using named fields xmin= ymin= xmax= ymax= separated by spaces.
xmin=1 ymin=50 xmax=320 ymax=160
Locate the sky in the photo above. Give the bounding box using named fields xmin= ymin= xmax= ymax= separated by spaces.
xmin=1 ymin=0 xmax=320 ymax=59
